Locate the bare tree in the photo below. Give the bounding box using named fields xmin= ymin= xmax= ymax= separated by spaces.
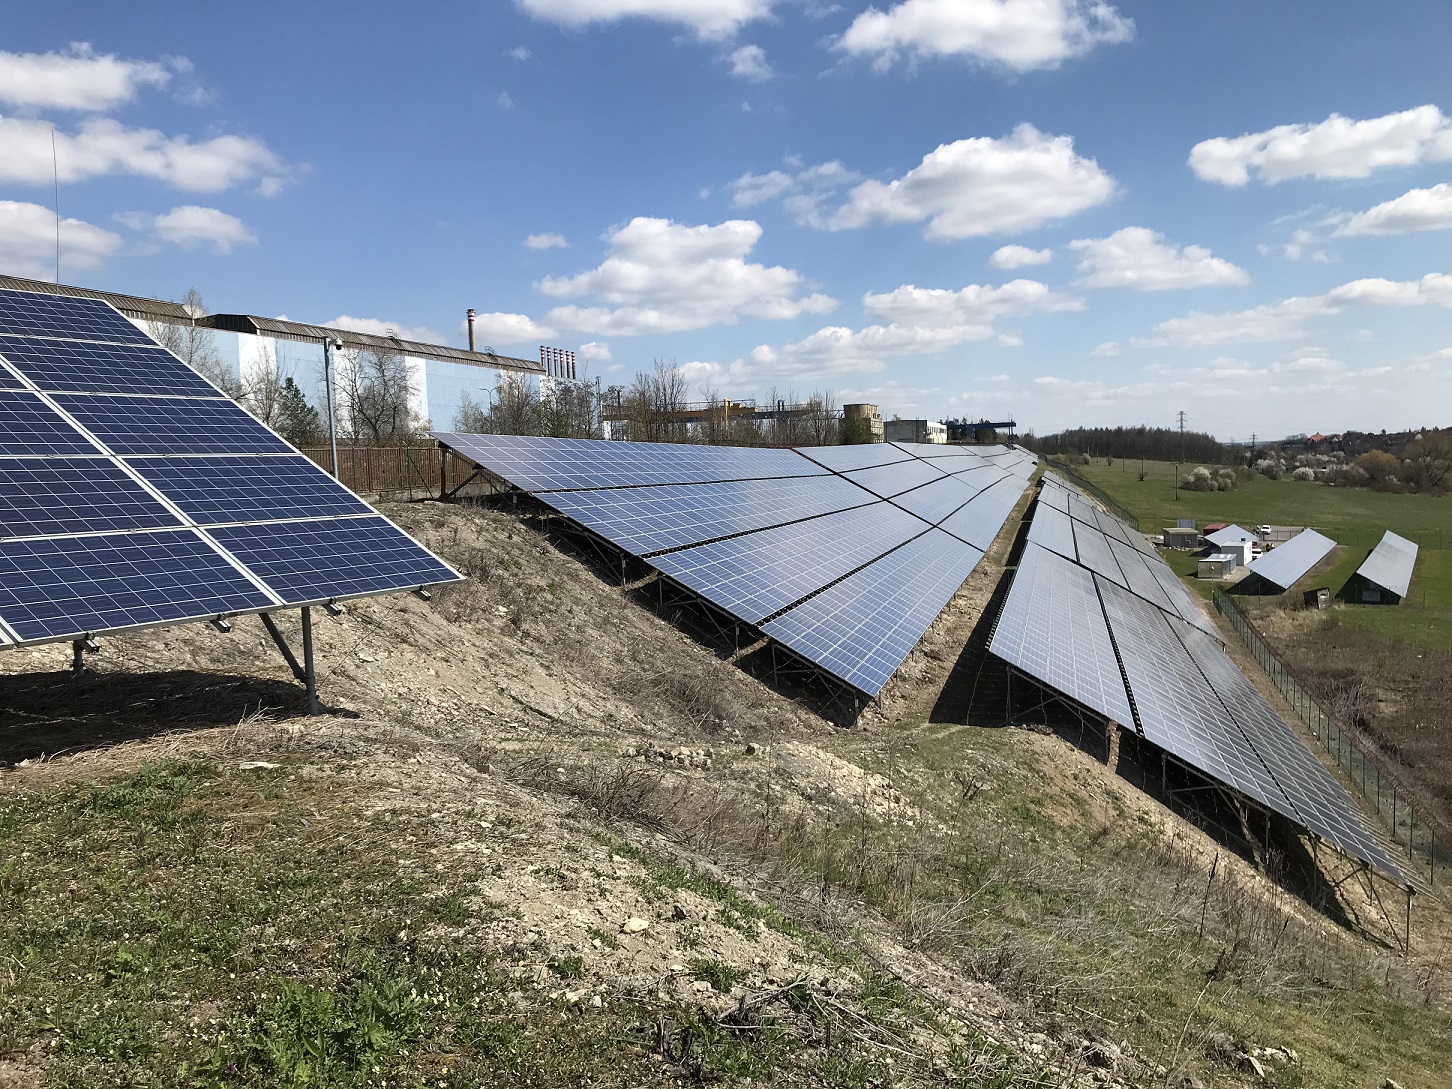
xmin=800 ymin=389 xmax=840 ymax=446
xmin=617 ymin=358 xmax=689 ymax=443
xmin=238 ymin=341 xmax=285 ymax=427
xmin=147 ymin=287 xmax=237 ymax=395
xmin=337 ymin=345 xmax=425 ymax=444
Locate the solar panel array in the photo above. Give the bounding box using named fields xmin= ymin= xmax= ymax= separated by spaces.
xmin=0 ymin=288 xmax=461 ymax=648
xmin=1244 ymin=528 xmax=1337 ymax=590
xmin=990 ymin=474 xmax=1403 ymax=880
xmin=1356 ymin=529 xmax=1418 ymax=599
xmin=433 ymin=432 xmax=1038 ymax=696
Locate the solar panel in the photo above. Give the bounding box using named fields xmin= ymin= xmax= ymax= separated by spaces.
xmin=1072 ymin=518 xmax=1129 ymax=589
xmin=54 ymin=394 xmax=295 ymax=455
xmin=650 ymin=503 xmax=927 ymax=624
xmin=0 ymin=457 xmax=181 ymax=537
xmin=1245 ymin=529 xmax=1336 ymax=590
xmin=795 ymin=442 xmax=914 ymax=472
xmin=1067 ymin=494 xmax=1099 ymax=526
xmin=433 ymin=432 xmax=822 ymax=491
xmin=0 ymin=289 xmax=462 ymax=649
xmin=1145 ymin=560 xmax=1221 ymax=637
xmin=127 ymin=455 xmax=374 ymax=525
xmin=0 ymin=391 xmax=105 ymax=455
xmin=1037 ymin=485 xmax=1069 ymax=513
xmin=762 ymin=529 xmax=983 ymax=696
xmin=989 ymin=543 xmax=1134 ymax=726
xmin=888 ymin=474 xmax=978 ymax=524
xmin=842 ymin=457 xmax=947 ymax=499
xmin=949 ymin=462 xmax=1010 ymax=493
xmin=209 ymin=516 xmax=460 ymax=603
xmin=0 ymin=336 xmax=218 ymax=396
xmin=542 ymin=475 xmax=873 ymax=556
xmin=939 ymin=477 xmax=1025 ymax=551
xmin=1177 ymin=623 xmax=1404 ymax=879
xmin=1027 ymin=502 xmax=1076 ymax=561
xmin=0 ymin=288 xmax=154 ymax=345
xmin=889 ymin=441 xmax=970 ymax=460
xmin=1356 ymin=530 xmax=1418 ymax=598
xmin=1092 ymin=508 xmax=1134 ymax=548
xmin=0 ymin=529 xmax=275 ymax=643
xmin=1106 ymin=538 xmax=1179 ymax=615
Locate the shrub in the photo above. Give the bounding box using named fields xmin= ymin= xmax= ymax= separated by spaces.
xmin=1291 ymin=467 xmax=1316 ymax=482
xmin=1253 ymin=458 xmax=1282 ymax=480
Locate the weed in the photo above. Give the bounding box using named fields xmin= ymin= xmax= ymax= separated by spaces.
xmin=687 ymin=958 xmax=747 ymax=992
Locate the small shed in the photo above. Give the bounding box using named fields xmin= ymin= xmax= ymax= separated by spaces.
xmin=1162 ymin=527 xmax=1200 ymax=548
xmin=1220 ymin=539 xmax=1255 ymax=568
xmin=1199 ymin=553 xmax=1237 ymax=579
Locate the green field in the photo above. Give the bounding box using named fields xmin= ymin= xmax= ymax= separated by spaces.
xmin=1067 ymin=458 xmax=1452 ymax=647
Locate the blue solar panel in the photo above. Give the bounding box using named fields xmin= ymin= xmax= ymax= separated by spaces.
xmin=432 ymin=432 xmax=821 ymax=491
xmin=0 ymin=457 xmax=181 ymax=537
xmin=53 ymin=394 xmax=294 ymax=455
xmin=888 ymin=475 xmax=978 ymax=524
xmin=210 ymin=516 xmax=460 ymax=603
xmin=842 ymin=457 xmax=947 ymax=498
xmin=0 ymin=364 xmax=22 ymax=389
xmin=794 ymin=442 xmax=914 ymax=472
xmin=990 ymin=543 xmax=1134 ymax=727
xmin=544 ymin=475 xmax=873 ymax=555
xmin=0 ymin=337 xmax=218 ymax=396
xmin=938 ymin=477 xmax=1026 ymax=551
xmin=0 ymin=529 xmax=275 ymax=643
xmin=1027 ymin=502 xmax=1077 ymax=561
xmin=763 ymin=529 xmax=984 ymax=695
xmin=650 ymin=503 xmax=928 ymax=623
xmin=947 ymin=462 xmax=1009 ymax=495
xmin=127 ymin=455 xmax=373 ymax=525
xmin=1072 ymin=518 xmax=1129 ymax=589
xmin=0 ymin=391 xmax=103 ymax=455
xmin=0 ymin=288 xmax=154 ymax=345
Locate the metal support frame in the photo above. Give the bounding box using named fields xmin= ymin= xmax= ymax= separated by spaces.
xmin=260 ymin=610 xmax=321 ymax=716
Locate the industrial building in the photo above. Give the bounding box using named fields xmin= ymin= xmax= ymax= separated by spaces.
xmin=883 ymin=418 xmax=946 ymax=444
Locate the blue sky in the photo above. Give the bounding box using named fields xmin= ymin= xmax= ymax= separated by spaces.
xmin=4 ymin=1 xmax=1452 ymax=439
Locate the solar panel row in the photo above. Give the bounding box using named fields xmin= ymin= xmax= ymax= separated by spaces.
xmin=0 ymin=288 xmax=461 ymax=648
xmin=433 ymin=431 xmax=1037 ymax=696
xmin=1244 ymin=528 xmax=1336 ymax=590
xmin=989 ymin=474 xmax=1404 ymax=881
xmin=1356 ymin=529 xmax=1418 ymax=599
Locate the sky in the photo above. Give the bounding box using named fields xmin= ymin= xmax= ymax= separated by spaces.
xmin=3 ymin=1 xmax=1452 ymax=440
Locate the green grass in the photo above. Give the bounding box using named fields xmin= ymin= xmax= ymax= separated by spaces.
xmin=1075 ymin=459 xmax=1452 ymax=646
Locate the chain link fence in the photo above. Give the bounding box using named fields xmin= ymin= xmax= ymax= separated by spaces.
xmin=1213 ymin=589 xmax=1449 ymax=889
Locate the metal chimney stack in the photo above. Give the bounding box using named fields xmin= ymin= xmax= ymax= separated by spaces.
xmin=466 ymin=308 xmax=476 ymax=352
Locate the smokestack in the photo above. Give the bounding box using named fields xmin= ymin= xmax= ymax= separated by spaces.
xmin=466 ymin=308 xmax=476 ymax=352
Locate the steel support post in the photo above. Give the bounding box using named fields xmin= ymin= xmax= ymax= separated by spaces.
xmin=71 ymin=639 xmax=85 ymax=674
xmin=301 ymin=606 xmax=320 ymax=716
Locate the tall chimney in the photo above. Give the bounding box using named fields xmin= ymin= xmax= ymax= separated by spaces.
xmin=466 ymin=308 xmax=476 ymax=352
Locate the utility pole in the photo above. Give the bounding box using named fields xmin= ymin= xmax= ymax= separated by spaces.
xmin=1175 ymin=410 xmax=1186 ymax=501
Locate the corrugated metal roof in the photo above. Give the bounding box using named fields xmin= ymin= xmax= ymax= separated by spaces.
xmin=205 ymin=314 xmax=543 ymax=373
xmin=1206 ymin=524 xmax=1257 ymax=548
xmin=1356 ymin=529 xmax=1418 ymax=598
xmin=0 ymin=274 xmax=193 ymax=322
xmin=1245 ymin=528 xmax=1336 ymax=590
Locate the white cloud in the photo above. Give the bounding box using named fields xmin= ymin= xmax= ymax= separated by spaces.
xmin=0 ymin=43 xmax=174 ymax=111
xmin=836 ymin=0 xmax=1133 ymax=72
xmin=1090 ymin=341 xmax=1120 ymax=357
xmin=1069 ymin=226 xmax=1249 ymax=290
xmin=1278 ymin=227 xmax=1333 ymax=263
xmin=1129 ymin=272 xmax=1452 ymax=348
xmin=988 ymin=244 xmax=1051 ymax=268
xmin=577 ymin=341 xmax=611 ymax=361
xmin=515 ymin=0 xmax=773 ymax=38
xmin=729 ymin=44 xmax=772 ymax=81
xmin=0 ymin=114 xmax=292 ymax=194
xmin=1189 ymin=105 xmax=1452 ymax=186
xmin=0 ymin=200 xmax=122 ymax=280
xmin=734 ymin=276 xmax=1075 ymax=383
xmin=508 ymin=46 xmax=533 ymax=60
xmin=728 ymin=160 xmax=862 ymax=229
xmin=325 ymin=315 xmax=450 ymax=345
xmin=1337 ymin=183 xmax=1452 ymax=236
xmin=827 ymin=124 xmax=1116 ymax=240
xmin=534 ymin=216 xmax=835 ymax=335
xmin=468 ymin=312 xmax=558 ymax=345
xmin=135 ymin=205 xmax=256 ymax=253
xmin=497 ymin=92 xmax=515 ymax=109
xmin=862 ymin=278 xmax=1081 ymax=325
xmin=525 ymin=232 xmax=568 ymax=249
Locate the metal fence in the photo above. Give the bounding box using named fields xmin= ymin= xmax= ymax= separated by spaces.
xmin=1043 ymin=458 xmax=1140 ymax=529
xmin=297 ymin=445 xmax=475 ymax=498
xmin=1212 ymin=589 xmax=1450 ymax=889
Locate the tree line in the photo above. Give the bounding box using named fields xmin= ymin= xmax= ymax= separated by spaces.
xmin=1022 ymin=425 xmax=1227 ymax=465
